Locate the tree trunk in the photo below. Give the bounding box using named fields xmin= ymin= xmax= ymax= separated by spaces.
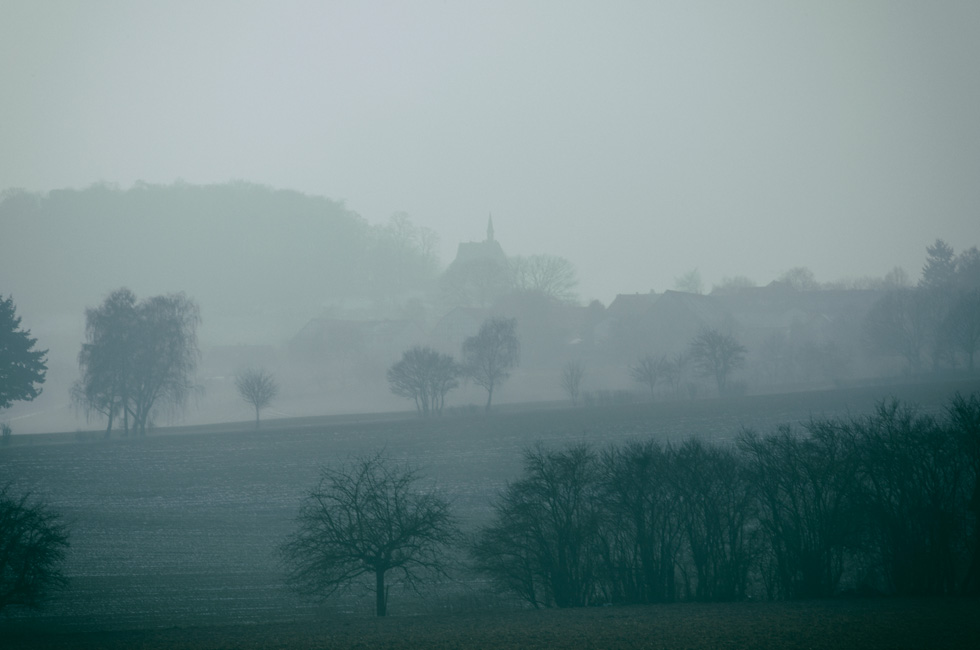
xmin=375 ymin=569 xmax=387 ymax=616
xmin=485 ymin=384 xmax=494 ymax=412
xmin=255 ymin=404 xmax=260 ymax=428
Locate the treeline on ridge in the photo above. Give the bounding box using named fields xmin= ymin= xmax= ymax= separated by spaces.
xmin=0 ymin=182 xmax=439 ymax=321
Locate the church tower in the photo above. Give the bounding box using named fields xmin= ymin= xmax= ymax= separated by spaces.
xmin=447 ymin=214 xmax=507 ymax=272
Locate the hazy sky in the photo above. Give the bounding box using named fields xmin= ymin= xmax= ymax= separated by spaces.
xmin=3 ymin=1 xmax=978 ymax=303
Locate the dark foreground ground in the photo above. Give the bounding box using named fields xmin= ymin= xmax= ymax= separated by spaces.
xmin=5 ymin=599 xmax=979 ymax=650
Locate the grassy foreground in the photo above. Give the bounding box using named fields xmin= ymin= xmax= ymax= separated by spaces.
xmin=5 ymin=599 xmax=978 ymax=650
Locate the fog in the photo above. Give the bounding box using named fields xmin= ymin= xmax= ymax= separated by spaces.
xmin=2 ymin=1 xmax=980 ymax=433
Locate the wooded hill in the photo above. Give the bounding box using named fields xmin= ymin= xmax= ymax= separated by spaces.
xmin=0 ymin=182 xmax=439 ymax=346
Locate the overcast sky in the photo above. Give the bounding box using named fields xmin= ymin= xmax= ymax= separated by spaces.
xmin=2 ymin=0 xmax=978 ymax=303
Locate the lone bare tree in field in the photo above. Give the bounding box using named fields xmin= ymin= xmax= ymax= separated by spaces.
xmin=235 ymin=368 xmax=279 ymax=427
xmin=629 ymin=354 xmax=664 ymax=401
xmin=689 ymin=329 xmax=746 ymax=395
xmin=387 ymin=346 xmax=459 ymax=416
xmin=462 ymin=317 xmax=519 ymax=412
xmin=560 ymin=361 xmax=584 ymax=406
xmin=280 ymin=454 xmax=459 ymax=616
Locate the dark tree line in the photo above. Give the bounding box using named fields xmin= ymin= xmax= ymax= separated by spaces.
xmin=472 ymin=393 xmax=980 ymax=606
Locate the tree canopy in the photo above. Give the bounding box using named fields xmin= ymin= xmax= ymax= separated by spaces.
xmin=235 ymin=368 xmax=280 ymax=427
xmin=75 ymin=288 xmax=200 ymax=435
xmin=689 ymin=328 xmax=746 ymax=395
xmin=510 ymin=254 xmax=579 ymax=303
xmin=920 ymin=238 xmax=957 ymax=291
xmin=387 ymin=346 xmax=459 ymax=416
xmin=462 ymin=318 xmax=520 ymax=412
xmin=281 ymin=454 xmax=459 ymax=616
xmin=0 ymin=485 xmax=70 ymax=613
xmin=629 ymin=354 xmax=665 ymax=401
xmin=0 ymin=295 xmax=47 ymax=410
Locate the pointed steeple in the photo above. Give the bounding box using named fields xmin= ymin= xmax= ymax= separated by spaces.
xmin=487 ymin=213 xmax=495 ymax=243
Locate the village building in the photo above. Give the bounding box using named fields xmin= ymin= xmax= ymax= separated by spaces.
xmin=445 ymin=214 xmax=508 ymax=272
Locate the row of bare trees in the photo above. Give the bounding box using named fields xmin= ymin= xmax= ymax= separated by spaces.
xmin=289 ymin=397 xmax=975 ymax=614
xmin=472 ymin=393 xmax=980 ymax=606
xmin=558 ymin=328 xmax=748 ymax=409
xmin=628 ymin=329 xmax=748 ymax=400
xmin=387 ymin=317 xmax=520 ymax=415
xmin=442 ymin=252 xmax=579 ymax=310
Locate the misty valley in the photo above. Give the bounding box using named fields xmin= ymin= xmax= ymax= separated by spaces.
xmin=5 ymin=1 xmax=979 ymax=645
xmin=2 ymin=183 xmax=980 ymax=649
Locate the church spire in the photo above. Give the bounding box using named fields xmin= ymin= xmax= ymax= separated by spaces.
xmin=487 ymin=213 xmax=494 ymax=242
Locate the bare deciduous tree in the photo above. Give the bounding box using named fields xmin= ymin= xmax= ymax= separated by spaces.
xmin=473 ymin=444 xmax=603 ymax=608
xmin=280 ymin=454 xmax=459 ymax=616
xmin=779 ymin=267 xmax=819 ymax=291
xmin=711 ymin=276 xmax=756 ymax=294
xmin=660 ymin=352 xmax=690 ymax=397
xmin=862 ymin=288 xmax=932 ymax=375
xmin=559 ymin=361 xmax=584 ymax=406
xmin=73 ymin=288 xmax=135 ymax=436
xmin=598 ymin=440 xmax=683 ymax=604
xmin=462 ymin=317 xmax=520 ymax=412
xmin=386 ymin=346 xmax=459 ymax=416
xmin=629 ymin=355 xmax=664 ymax=401
xmin=949 ymin=392 xmax=980 ymax=595
xmin=853 ymin=401 xmax=965 ymax=596
xmin=674 ymin=269 xmax=703 ymax=295
xmin=673 ymin=439 xmax=756 ymax=601
xmin=738 ymin=422 xmax=861 ymax=599
xmin=235 ymin=368 xmax=279 ymax=427
xmin=511 ymin=254 xmax=579 ymax=303
xmin=0 ymin=485 xmax=70 ymax=614
xmin=441 ymin=258 xmax=513 ymax=309
xmin=944 ymin=289 xmax=980 ymax=371
xmin=689 ymin=329 xmax=746 ymax=395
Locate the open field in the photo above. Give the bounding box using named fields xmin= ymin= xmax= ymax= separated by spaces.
xmin=5 ymin=599 xmax=979 ymax=650
xmin=2 ymin=378 xmax=980 ymax=645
